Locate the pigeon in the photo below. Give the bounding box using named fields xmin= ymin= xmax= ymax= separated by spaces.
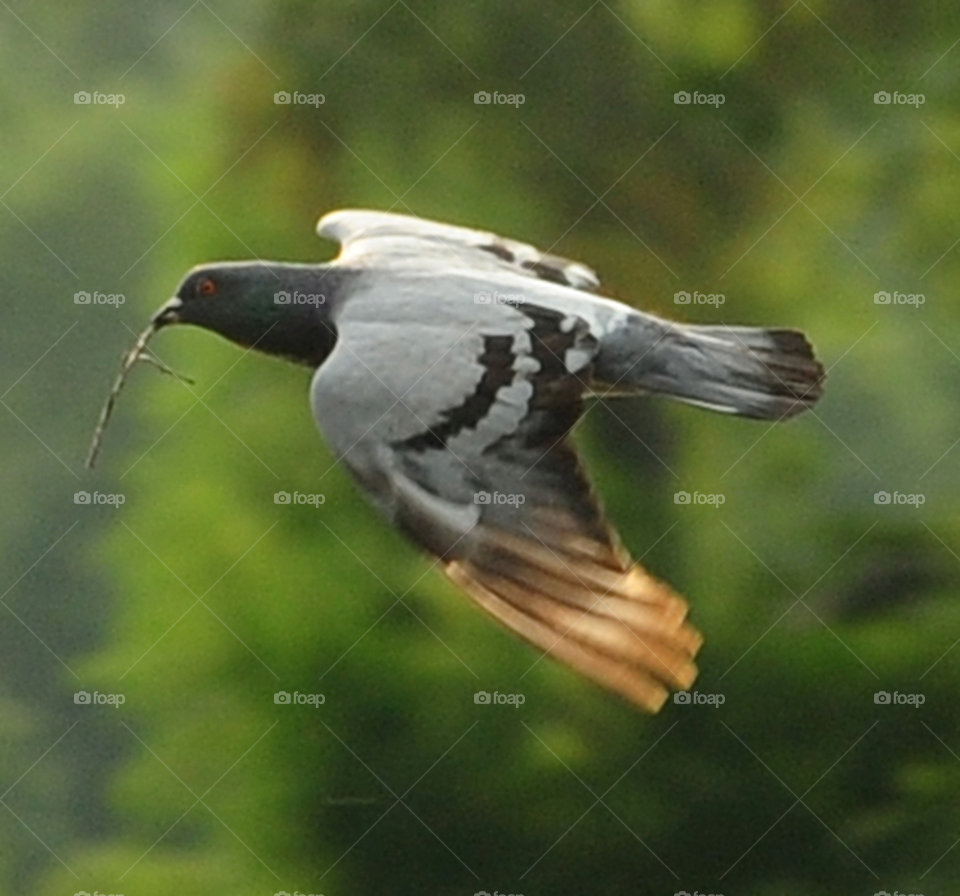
xmin=139 ymin=210 xmax=825 ymax=711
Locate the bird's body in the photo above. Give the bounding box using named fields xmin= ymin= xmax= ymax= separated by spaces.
xmin=146 ymin=209 xmax=825 ymax=711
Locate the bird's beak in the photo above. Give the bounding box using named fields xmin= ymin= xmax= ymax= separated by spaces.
xmin=152 ymin=297 xmax=183 ymax=327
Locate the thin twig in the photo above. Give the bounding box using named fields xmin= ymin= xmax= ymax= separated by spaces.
xmin=85 ymin=321 xmax=192 ymax=468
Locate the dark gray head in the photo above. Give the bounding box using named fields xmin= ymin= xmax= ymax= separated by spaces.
xmin=155 ymin=261 xmax=339 ymax=367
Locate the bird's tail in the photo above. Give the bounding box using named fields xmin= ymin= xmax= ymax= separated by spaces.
xmin=596 ymin=318 xmax=825 ymax=420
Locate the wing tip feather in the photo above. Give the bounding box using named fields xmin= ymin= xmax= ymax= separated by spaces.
xmin=445 ymin=553 xmax=702 ymax=713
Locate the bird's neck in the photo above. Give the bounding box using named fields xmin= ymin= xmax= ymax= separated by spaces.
xmin=216 ymin=265 xmax=343 ymax=368
xmin=240 ymin=304 xmax=338 ymax=368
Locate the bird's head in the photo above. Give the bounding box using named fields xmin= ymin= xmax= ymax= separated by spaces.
xmin=154 ymin=261 xmax=338 ymax=367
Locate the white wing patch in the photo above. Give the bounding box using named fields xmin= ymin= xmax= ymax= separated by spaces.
xmin=317 ymin=209 xmax=601 ymax=292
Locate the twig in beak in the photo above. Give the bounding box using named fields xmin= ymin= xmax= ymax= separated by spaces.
xmin=85 ymin=319 xmax=192 ymax=469
xmin=135 ymin=352 xmax=195 ymax=384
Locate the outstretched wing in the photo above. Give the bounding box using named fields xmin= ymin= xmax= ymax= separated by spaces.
xmin=317 ymin=208 xmax=601 ymax=293
xmin=311 ymin=290 xmax=701 ymax=711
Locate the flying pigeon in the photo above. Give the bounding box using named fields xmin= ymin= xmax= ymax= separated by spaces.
xmin=129 ymin=210 xmax=825 ymax=711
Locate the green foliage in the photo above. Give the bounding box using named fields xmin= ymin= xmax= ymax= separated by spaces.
xmin=1 ymin=1 xmax=959 ymax=894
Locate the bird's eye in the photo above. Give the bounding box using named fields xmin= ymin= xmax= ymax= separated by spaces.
xmin=198 ymin=277 xmax=218 ymax=297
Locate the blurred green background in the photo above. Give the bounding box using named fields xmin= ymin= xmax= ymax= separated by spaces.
xmin=1 ymin=1 xmax=958 ymax=894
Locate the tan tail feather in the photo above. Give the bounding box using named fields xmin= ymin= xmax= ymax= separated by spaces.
xmin=474 ymin=553 xmax=702 ymax=656
xmin=485 ymin=528 xmax=685 ymax=606
xmin=446 ymin=560 xmax=676 ymax=711
xmin=457 ymin=560 xmax=698 ymax=688
xmin=445 ymin=541 xmax=703 ymax=712
xmin=528 ymin=506 xmax=633 ymax=567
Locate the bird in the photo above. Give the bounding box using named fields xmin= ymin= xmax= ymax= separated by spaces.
xmin=143 ymin=209 xmax=825 ymax=711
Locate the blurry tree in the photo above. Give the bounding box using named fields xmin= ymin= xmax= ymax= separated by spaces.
xmin=0 ymin=2 xmax=958 ymax=895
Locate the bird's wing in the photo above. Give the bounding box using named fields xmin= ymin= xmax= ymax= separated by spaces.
xmin=311 ymin=291 xmax=701 ymax=711
xmin=316 ymin=208 xmax=601 ymax=292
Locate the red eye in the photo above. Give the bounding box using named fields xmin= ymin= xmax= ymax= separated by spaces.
xmin=198 ymin=277 xmax=218 ymax=297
